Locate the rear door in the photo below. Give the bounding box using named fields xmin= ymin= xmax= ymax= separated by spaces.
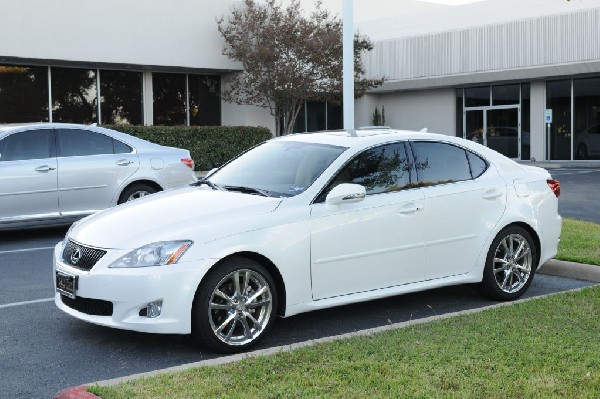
xmin=410 ymin=141 xmax=506 ymax=280
xmin=56 ymin=128 xmax=139 ymax=215
xmin=0 ymin=129 xmax=59 ymax=222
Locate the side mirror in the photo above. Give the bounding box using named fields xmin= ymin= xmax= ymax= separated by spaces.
xmin=325 ymin=183 xmax=366 ymax=206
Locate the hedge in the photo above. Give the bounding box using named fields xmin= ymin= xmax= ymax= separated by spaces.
xmin=103 ymin=125 xmax=272 ymax=170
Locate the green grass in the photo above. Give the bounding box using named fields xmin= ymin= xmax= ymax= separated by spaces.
xmin=90 ymin=286 xmax=600 ymax=399
xmin=556 ymin=218 xmax=600 ymax=266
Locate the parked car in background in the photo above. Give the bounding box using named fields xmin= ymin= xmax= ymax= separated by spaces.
xmin=575 ymin=123 xmax=600 ymax=159
xmin=0 ymin=123 xmax=196 ymax=230
xmin=53 ymin=129 xmax=561 ymax=353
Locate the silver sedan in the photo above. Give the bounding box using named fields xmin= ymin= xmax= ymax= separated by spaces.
xmin=0 ymin=123 xmax=197 ymax=230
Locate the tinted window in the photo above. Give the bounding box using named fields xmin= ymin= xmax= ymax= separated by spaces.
xmin=0 ymin=129 xmax=53 ymax=161
xmin=51 ymin=67 xmax=98 ymax=124
xmin=0 ymin=65 xmax=49 ymax=123
xmin=412 ymin=142 xmax=471 ymax=186
xmin=467 ymin=151 xmax=487 ymax=178
xmin=318 ymin=142 xmax=411 ymax=201
xmin=58 ymin=129 xmax=113 ymax=157
xmin=113 ymin=139 xmax=132 ymax=154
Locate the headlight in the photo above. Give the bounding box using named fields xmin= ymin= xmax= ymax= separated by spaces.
xmin=109 ymin=241 xmax=193 ymax=268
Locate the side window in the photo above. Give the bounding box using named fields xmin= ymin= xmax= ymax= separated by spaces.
xmin=466 ymin=150 xmax=488 ymax=178
xmin=411 ymin=141 xmax=472 ymax=186
xmin=0 ymin=129 xmax=53 ymax=162
xmin=113 ymin=139 xmax=132 ymax=154
xmin=316 ymin=142 xmax=411 ymax=202
xmin=58 ymin=129 xmax=114 ymax=157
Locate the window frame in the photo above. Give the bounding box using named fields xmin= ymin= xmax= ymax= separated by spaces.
xmin=56 ymin=128 xmax=131 ymax=158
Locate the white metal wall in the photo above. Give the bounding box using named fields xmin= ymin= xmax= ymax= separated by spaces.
xmin=366 ymin=8 xmax=600 ymax=83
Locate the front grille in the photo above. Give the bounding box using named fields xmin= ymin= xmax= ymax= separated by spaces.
xmin=61 ymin=295 xmax=113 ymax=316
xmin=62 ymin=240 xmax=107 ymax=271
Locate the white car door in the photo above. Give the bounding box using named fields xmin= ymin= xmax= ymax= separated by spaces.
xmin=0 ymin=129 xmax=59 ymax=222
xmin=410 ymin=141 xmax=507 ymax=280
xmin=56 ymin=128 xmax=139 ymax=215
xmin=310 ymin=142 xmax=426 ymax=300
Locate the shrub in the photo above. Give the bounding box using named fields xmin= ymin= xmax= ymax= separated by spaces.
xmin=103 ymin=125 xmax=272 ymax=170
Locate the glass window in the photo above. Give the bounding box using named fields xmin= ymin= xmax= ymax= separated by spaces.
xmin=0 ymin=65 xmax=49 ymax=123
xmin=210 ymin=141 xmax=347 ymax=198
xmin=0 ymin=129 xmax=53 ymax=161
xmin=467 ymin=151 xmax=488 ymax=178
xmin=292 ymin=103 xmax=307 ymax=133
xmin=326 ymin=102 xmax=343 ymax=130
xmin=412 ymin=142 xmax=472 ymax=185
xmin=307 ymin=102 xmax=326 ymax=131
xmin=51 ymin=67 xmax=98 ymax=124
xmin=99 ymin=70 xmax=143 ymax=125
xmin=546 ymin=80 xmax=572 ymax=160
xmin=318 ymin=143 xmax=412 ymax=201
xmin=574 ymin=77 xmax=600 ymax=160
xmin=188 ymin=75 xmax=221 ymax=126
xmin=113 ymin=139 xmax=132 ymax=154
xmin=58 ymin=129 xmax=114 ymax=157
xmin=153 ymin=73 xmax=186 ymax=126
xmin=465 ymin=86 xmax=490 ymax=107
xmin=492 ymin=84 xmax=520 ymax=106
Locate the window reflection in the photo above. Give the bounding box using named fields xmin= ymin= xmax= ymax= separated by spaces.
xmin=51 ymin=67 xmax=97 ymax=124
xmin=546 ymin=80 xmax=572 ymax=160
xmin=574 ymin=77 xmax=600 ymax=160
xmin=100 ymin=70 xmax=143 ymax=125
xmin=0 ymin=65 xmax=49 ymax=123
xmin=153 ymin=73 xmax=186 ymax=126
xmin=188 ymin=75 xmax=220 ymax=126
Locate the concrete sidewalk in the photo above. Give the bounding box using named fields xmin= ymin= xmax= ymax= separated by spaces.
xmin=54 ymin=259 xmax=600 ymax=399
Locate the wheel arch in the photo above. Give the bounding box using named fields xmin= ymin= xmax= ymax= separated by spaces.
xmin=117 ymin=179 xmax=163 ymax=203
xmin=497 ymin=221 xmax=542 ymax=268
xmin=196 ymin=251 xmax=287 ymax=318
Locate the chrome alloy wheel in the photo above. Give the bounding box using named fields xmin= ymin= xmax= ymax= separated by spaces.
xmin=126 ymin=190 xmax=151 ymax=201
xmin=207 ymin=269 xmax=273 ymax=346
xmin=492 ymin=233 xmax=533 ymax=294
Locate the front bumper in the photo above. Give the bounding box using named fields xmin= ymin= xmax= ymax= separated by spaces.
xmin=53 ymin=242 xmax=215 ymax=334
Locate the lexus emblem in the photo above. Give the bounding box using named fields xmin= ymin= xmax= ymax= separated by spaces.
xmin=70 ymin=248 xmax=82 ymax=265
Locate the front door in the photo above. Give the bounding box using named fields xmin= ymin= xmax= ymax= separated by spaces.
xmin=310 ymin=142 xmax=426 ymax=300
xmin=465 ymin=107 xmax=520 ymax=159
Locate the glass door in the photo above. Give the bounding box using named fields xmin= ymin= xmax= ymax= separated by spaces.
xmin=486 ymin=108 xmax=519 ymax=159
xmin=465 ymin=110 xmax=484 ymax=145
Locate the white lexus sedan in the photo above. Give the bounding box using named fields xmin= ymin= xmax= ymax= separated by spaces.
xmin=0 ymin=123 xmax=196 ymax=230
xmin=53 ymin=129 xmax=561 ymax=353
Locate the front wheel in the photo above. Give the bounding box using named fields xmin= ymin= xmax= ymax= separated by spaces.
xmin=480 ymin=226 xmax=537 ymax=301
xmin=192 ymin=257 xmax=277 ymax=353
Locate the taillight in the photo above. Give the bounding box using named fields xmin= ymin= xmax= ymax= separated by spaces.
xmin=181 ymin=158 xmax=194 ymax=169
xmin=547 ymin=179 xmax=560 ymax=198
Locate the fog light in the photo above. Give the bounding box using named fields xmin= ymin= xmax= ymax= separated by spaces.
xmin=146 ymin=300 xmax=163 ymax=318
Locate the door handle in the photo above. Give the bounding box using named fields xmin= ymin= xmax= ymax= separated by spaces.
xmin=116 ymin=159 xmax=134 ymax=166
xmin=398 ymin=202 xmax=423 ymax=214
xmin=482 ymin=190 xmax=503 ymax=200
xmin=34 ymin=165 xmax=56 ymax=172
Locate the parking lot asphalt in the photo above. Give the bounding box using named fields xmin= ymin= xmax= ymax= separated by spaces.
xmin=546 ymin=168 xmax=600 ymax=224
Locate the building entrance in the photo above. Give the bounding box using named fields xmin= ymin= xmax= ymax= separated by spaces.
xmin=465 ymin=106 xmax=521 ymax=159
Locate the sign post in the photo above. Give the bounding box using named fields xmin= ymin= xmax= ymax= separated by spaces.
xmin=545 ymin=109 xmax=552 ymax=160
xmin=343 ymin=0 xmax=354 ymax=133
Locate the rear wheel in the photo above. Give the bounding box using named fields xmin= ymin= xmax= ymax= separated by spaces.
xmin=480 ymin=226 xmax=537 ymax=301
xmin=192 ymin=257 xmax=277 ymax=353
xmin=118 ymin=183 xmax=158 ymax=204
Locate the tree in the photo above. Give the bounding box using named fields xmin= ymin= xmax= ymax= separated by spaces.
xmin=216 ymin=0 xmax=385 ymax=135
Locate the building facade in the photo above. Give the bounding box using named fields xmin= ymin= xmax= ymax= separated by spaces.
xmin=1 ymin=0 xmax=599 ymax=162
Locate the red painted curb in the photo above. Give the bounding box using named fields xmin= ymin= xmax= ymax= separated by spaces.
xmin=53 ymin=386 xmax=100 ymax=399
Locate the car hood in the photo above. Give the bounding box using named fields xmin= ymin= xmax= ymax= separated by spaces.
xmin=70 ymin=187 xmax=283 ymax=249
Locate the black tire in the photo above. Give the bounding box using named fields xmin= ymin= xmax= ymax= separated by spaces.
xmin=117 ymin=183 xmax=158 ymax=204
xmin=480 ymin=226 xmax=538 ymax=301
xmin=192 ymin=257 xmax=278 ymax=353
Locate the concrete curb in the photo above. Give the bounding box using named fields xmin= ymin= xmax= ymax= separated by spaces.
xmin=538 ymin=259 xmax=600 ymax=282
xmin=53 ymin=259 xmax=599 ymax=398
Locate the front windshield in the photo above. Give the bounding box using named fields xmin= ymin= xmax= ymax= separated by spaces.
xmin=209 ymin=140 xmax=347 ymax=197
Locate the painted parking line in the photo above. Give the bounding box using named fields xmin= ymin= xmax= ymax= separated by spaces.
xmin=0 ymin=246 xmax=55 ymax=255
xmin=0 ymin=297 xmax=54 ymax=310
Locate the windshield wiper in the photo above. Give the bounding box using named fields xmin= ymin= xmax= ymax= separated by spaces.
xmin=192 ymin=178 xmax=223 ymax=191
xmin=223 ymin=185 xmax=270 ymax=197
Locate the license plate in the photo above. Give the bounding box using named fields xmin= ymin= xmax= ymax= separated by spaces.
xmin=56 ymin=271 xmax=78 ymax=299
